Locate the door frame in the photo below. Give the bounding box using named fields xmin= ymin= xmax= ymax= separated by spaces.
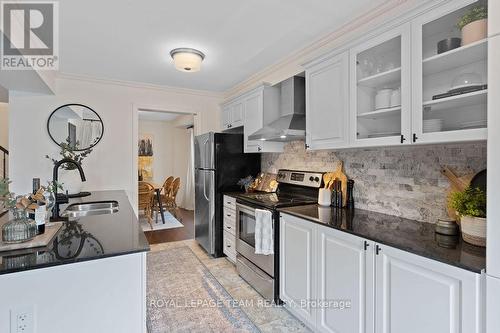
xmin=131 ymin=103 xmax=197 ymax=216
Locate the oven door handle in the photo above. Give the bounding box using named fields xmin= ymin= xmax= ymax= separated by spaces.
xmin=236 ymin=203 xmax=257 ymax=216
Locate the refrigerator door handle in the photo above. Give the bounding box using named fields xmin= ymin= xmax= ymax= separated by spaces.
xmin=203 ymin=137 xmax=210 ymax=169
xmin=202 ymin=170 xmax=209 ymax=201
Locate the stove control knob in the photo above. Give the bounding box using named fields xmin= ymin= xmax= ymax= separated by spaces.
xmin=309 ymin=176 xmax=314 ymax=181
xmin=314 ymin=177 xmax=320 ymax=182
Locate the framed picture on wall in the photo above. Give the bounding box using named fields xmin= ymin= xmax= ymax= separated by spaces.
xmin=138 ymin=134 xmax=154 ymax=181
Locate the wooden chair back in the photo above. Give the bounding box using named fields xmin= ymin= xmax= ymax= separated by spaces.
xmin=162 ymin=176 xmax=174 ymax=196
xmin=138 ymin=181 xmax=154 ymax=209
xmin=170 ymin=178 xmax=181 ymax=200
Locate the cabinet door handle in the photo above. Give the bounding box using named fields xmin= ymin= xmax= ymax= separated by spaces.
xmin=226 ymin=226 xmax=231 ymax=229
xmin=227 ymin=245 xmax=231 ymax=248
xmin=364 ymin=241 xmax=369 ymax=251
xmin=227 ymin=214 xmax=231 ymax=217
xmin=400 ymin=135 xmax=406 ymax=144
xmin=413 ymin=133 xmax=418 ymax=142
xmin=257 ymin=147 xmax=262 ymax=152
xmin=375 ymin=245 xmax=381 ymax=255
xmin=305 ymin=144 xmax=310 ymax=149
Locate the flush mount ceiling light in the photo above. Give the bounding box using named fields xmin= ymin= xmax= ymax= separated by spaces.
xmin=170 ymin=48 xmax=205 ymax=72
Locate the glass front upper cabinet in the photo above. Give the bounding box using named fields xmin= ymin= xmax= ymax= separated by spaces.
xmin=350 ymin=24 xmax=411 ymax=146
xmin=412 ymin=0 xmax=487 ymax=143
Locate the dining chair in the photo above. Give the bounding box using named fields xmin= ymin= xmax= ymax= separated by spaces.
xmin=138 ymin=181 xmax=155 ymax=230
xmin=165 ymin=177 xmax=181 ymax=209
xmin=162 ymin=176 xmax=174 ymax=197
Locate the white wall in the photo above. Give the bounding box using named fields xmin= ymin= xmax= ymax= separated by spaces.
xmin=138 ymin=118 xmax=191 ymax=209
xmin=0 ymin=103 xmax=7 ymax=149
xmin=8 ymin=76 xmax=222 ymax=204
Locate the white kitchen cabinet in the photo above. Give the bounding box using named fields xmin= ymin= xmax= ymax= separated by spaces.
xmin=221 ymin=101 xmax=244 ymax=131
xmin=317 ymin=226 xmax=374 ymax=333
xmin=349 ymin=23 xmax=411 ymax=147
xmin=243 ymin=86 xmax=284 ymax=153
xmin=489 ymin=0 xmax=500 ymax=37
xmin=375 ymin=243 xmax=485 ymax=333
xmin=223 ymin=195 xmax=236 ymax=263
xmin=279 ymin=213 xmax=485 ymax=333
xmin=411 ymin=0 xmax=487 ymax=144
xmin=305 ymin=51 xmax=350 ymax=150
xmin=279 ymin=213 xmax=317 ymax=328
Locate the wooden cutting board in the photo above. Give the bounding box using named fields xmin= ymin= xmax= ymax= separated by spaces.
xmin=0 ymin=222 xmax=63 ymax=252
xmin=441 ymin=167 xmax=474 ymax=221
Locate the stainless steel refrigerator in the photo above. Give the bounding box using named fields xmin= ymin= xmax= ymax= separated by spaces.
xmin=194 ymin=132 xmax=260 ymax=257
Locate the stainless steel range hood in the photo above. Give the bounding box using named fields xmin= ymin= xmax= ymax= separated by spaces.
xmin=248 ymin=76 xmax=305 ymax=142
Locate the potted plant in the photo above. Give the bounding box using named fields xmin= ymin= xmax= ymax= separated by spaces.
xmin=46 ymin=138 xmax=93 ymax=195
xmin=451 ymin=186 xmax=486 ymax=247
xmin=457 ymin=5 xmax=488 ymax=45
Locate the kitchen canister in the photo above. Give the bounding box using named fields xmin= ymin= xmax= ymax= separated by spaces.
xmin=318 ymin=188 xmax=332 ymax=206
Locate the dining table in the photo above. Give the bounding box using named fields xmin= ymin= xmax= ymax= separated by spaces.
xmin=150 ymin=182 xmax=166 ymax=225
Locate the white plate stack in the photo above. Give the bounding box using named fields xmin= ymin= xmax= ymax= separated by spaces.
xmin=459 ymin=120 xmax=487 ymax=129
xmin=423 ymin=119 xmax=443 ymax=133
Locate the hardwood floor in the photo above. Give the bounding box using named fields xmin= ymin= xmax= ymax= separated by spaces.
xmin=144 ymin=208 xmax=194 ymax=244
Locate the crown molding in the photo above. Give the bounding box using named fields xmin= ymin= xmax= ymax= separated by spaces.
xmin=57 ymin=72 xmax=224 ymax=99
xmin=223 ymin=0 xmax=440 ymax=101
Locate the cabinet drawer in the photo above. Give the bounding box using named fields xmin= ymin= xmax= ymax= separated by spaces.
xmin=223 ymin=195 xmax=236 ymax=210
xmin=223 ymin=230 xmax=236 ymax=262
xmin=224 ymin=213 xmax=236 ymax=236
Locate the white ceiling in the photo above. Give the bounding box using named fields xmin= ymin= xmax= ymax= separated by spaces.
xmin=138 ymin=111 xmax=180 ymax=122
xmin=60 ymin=0 xmax=384 ymax=92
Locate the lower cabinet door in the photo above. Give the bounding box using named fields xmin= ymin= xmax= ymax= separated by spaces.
xmin=280 ymin=213 xmax=317 ymax=328
xmin=317 ymin=227 xmax=374 ymax=333
xmin=375 ymin=244 xmax=484 ymax=333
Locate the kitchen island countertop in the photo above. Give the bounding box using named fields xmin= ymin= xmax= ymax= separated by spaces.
xmin=0 ymin=190 xmax=149 ymax=275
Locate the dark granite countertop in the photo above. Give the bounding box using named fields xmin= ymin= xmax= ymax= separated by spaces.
xmin=0 ymin=190 xmax=149 ymax=275
xmin=279 ymin=205 xmax=486 ymax=273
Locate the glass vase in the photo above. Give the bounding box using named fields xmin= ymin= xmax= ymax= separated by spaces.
xmin=1 ymin=210 xmax=38 ymax=243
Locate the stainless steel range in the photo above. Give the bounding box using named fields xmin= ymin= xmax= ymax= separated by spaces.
xmin=233 ymin=169 xmax=324 ymax=302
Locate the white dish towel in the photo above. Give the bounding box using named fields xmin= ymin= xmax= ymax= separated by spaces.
xmin=254 ymin=209 xmax=274 ymax=255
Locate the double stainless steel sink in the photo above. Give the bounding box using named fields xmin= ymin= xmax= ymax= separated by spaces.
xmin=61 ymin=201 xmax=119 ymax=218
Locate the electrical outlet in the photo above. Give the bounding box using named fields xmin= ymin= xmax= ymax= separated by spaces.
xmin=10 ymin=306 xmax=34 ymax=333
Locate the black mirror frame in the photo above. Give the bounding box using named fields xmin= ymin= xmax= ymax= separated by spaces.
xmin=47 ymin=103 xmax=104 ymax=152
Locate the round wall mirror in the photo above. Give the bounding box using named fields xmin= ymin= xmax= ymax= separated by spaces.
xmin=47 ymin=104 xmax=104 ymax=151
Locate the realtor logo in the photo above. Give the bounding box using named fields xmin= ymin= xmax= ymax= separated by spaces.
xmin=1 ymin=1 xmax=58 ymax=70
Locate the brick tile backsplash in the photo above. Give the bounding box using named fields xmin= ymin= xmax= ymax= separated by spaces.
xmin=262 ymin=141 xmax=487 ymax=223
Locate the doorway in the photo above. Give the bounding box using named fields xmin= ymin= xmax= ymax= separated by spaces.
xmin=135 ymin=108 xmax=196 ymax=244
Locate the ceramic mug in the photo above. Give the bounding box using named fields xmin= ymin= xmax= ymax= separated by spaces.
xmin=318 ymin=188 xmax=332 ymax=206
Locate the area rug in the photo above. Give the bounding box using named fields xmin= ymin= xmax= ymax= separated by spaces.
xmin=140 ymin=211 xmax=184 ymax=232
xmin=147 ymin=246 xmax=260 ymax=333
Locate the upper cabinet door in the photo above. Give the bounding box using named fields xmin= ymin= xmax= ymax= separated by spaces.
xmin=350 ymin=23 xmax=412 ymax=147
xmin=231 ymin=101 xmax=244 ymax=128
xmin=221 ymin=105 xmax=232 ymax=130
xmin=305 ymin=51 xmax=350 ymax=150
xmin=243 ymin=92 xmax=263 ymax=153
xmin=411 ymin=0 xmax=487 ymax=144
